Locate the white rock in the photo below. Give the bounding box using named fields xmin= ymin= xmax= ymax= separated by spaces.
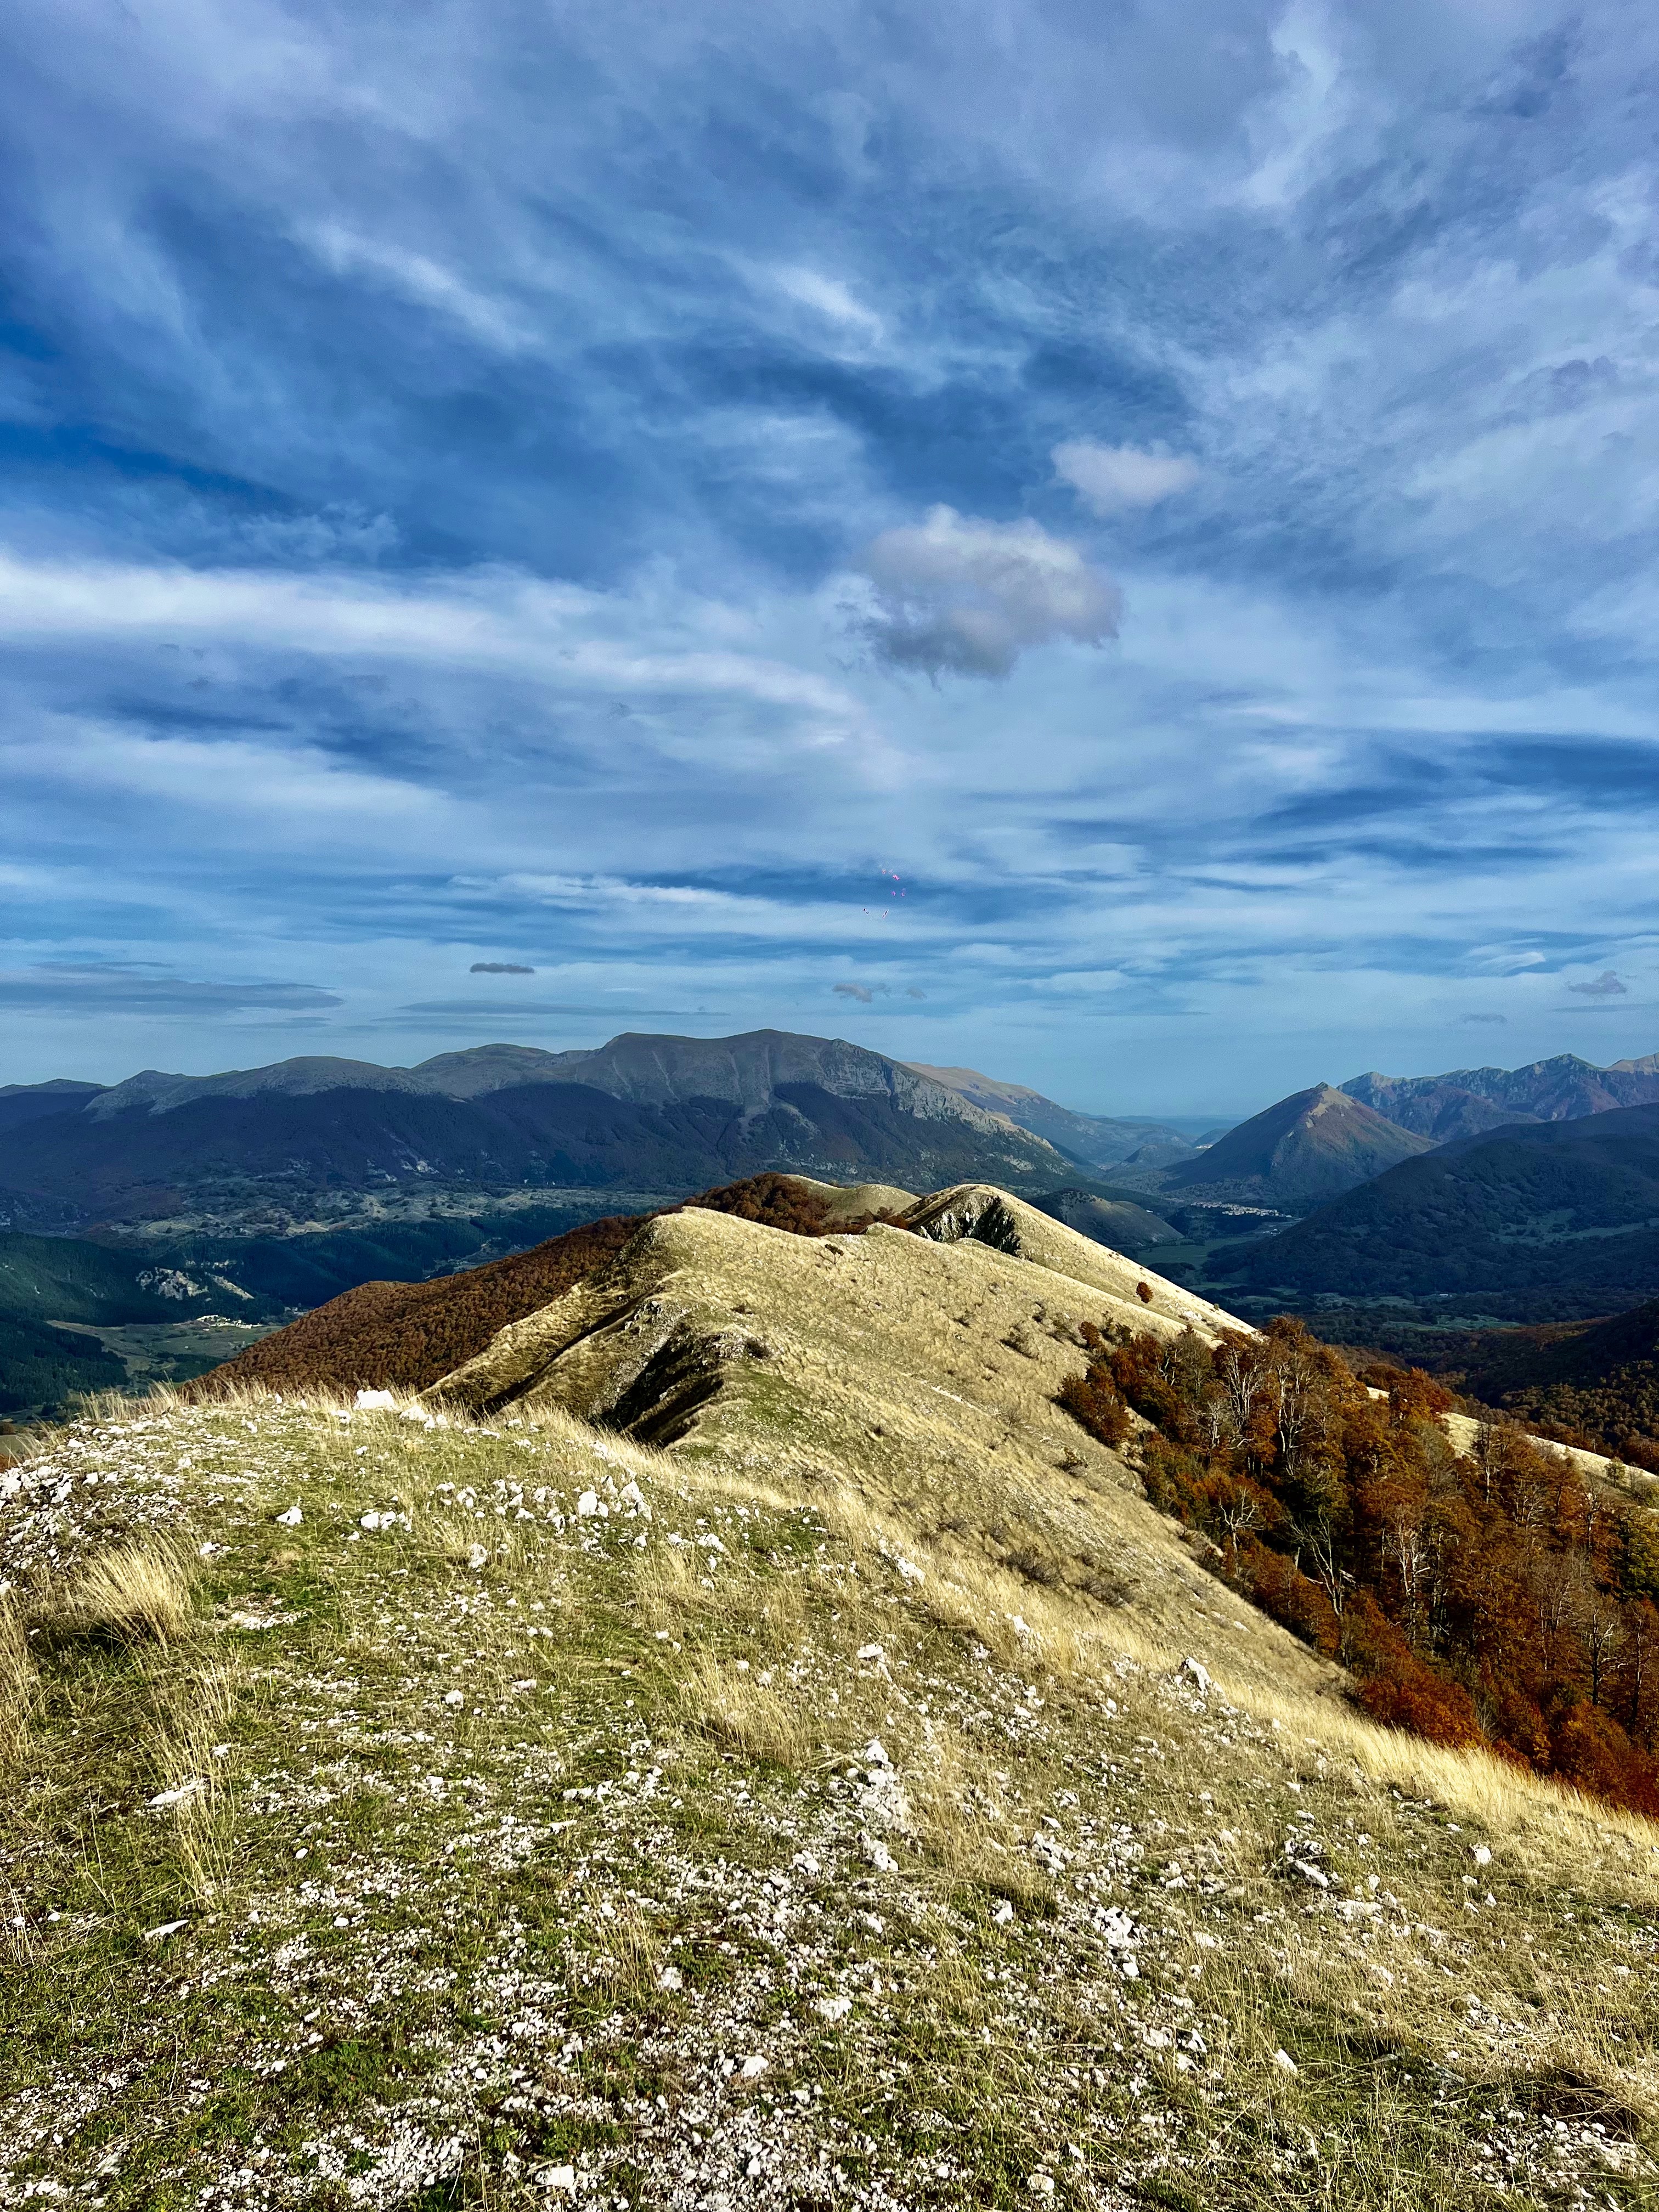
xmin=860 ymin=1830 xmax=895 ymax=1872
xmin=1029 ymin=2176 xmax=1055 ymax=2197
xmin=148 ymin=1778 xmax=205 ymax=1809
xmin=657 ymin=1966 xmax=683 ymax=1991
xmin=444 ymin=1690 xmax=465 ymax=1708
xmin=816 ymin=1994 xmax=853 ymax=2022
xmin=856 ymin=1644 xmax=884 ymax=1662
xmin=576 ymin=1490 xmax=600 ymax=1517
xmin=275 ymin=1504 xmax=303 ymax=1526
xmin=992 ymin=1899 xmax=1015 ymax=1926
xmin=466 ymin=1544 xmax=488 ymax=1569
xmin=739 ymin=2054 xmax=768 ymax=2079
xmin=543 ymin=2166 xmax=578 ymax=2196
xmin=354 ymin=1389 xmax=397 ymax=1410
xmin=1180 ymin=1655 xmax=1211 ymax=1696
xmin=1273 ymin=2047 xmax=1299 ymax=2076
xmin=863 ymin=1736 xmax=892 ymax=1768
xmin=1472 ymin=1844 xmax=1492 ymax=1867
xmin=143 ymin=1919 xmax=189 ymax=1942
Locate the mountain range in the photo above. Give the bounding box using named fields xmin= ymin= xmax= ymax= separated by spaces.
xmin=0 ymin=1031 xmax=1072 ymax=1233
xmin=16 ymin=1030 xmax=1659 ymax=1414
xmin=1220 ymin=1101 xmax=1659 ymax=1316
xmin=1342 ymin=1051 xmax=1659 ymax=1141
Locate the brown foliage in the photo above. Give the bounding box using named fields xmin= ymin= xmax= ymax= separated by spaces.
xmin=1058 ymin=1314 xmax=1659 ymax=1814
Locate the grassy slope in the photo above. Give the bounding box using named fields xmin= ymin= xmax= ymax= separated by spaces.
xmin=4 ymin=1217 xmax=1659 ymax=2208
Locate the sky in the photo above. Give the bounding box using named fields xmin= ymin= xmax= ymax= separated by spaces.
xmin=3 ymin=0 xmax=1659 ymax=1116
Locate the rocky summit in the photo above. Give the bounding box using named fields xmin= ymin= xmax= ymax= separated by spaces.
xmin=3 ymin=1186 xmax=1658 ymax=2209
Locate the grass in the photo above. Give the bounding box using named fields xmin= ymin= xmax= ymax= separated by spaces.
xmin=2 ymin=1361 xmax=1658 ymax=2202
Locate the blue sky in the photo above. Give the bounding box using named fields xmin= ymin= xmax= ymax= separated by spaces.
xmin=3 ymin=0 xmax=1658 ymax=1115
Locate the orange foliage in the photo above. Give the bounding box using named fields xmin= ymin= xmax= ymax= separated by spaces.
xmin=1059 ymin=1314 xmax=1659 ymax=1815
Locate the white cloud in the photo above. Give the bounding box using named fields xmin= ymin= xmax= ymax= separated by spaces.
xmin=855 ymin=507 xmax=1121 ymax=679
xmin=770 ymin=266 xmax=884 ymax=344
xmin=303 ymin=223 xmax=531 ymax=351
xmin=1052 ymin=441 xmax=1202 ymax=515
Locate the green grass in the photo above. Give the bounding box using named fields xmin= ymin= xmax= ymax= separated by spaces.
xmin=2 ymin=1393 xmax=1658 ymax=2207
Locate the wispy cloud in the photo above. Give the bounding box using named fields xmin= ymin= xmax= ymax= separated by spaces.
xmin=1567 ymin=970 xmax=1628 ymax=997
xmin=0 ymin=964 xmax=341 ymax=1015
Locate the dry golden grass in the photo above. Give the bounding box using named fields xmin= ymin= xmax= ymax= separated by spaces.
xmin=50 ymin=1537 xmax=194 ymax=1645
xmin=0 ymin=1603 xmax=35 ymax=1768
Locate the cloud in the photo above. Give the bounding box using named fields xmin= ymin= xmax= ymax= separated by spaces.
xmin=1567 ymin=970 xmax=1627 ymax=997
xmin=0 ymin=964 xmax=342 ymax=1015
xmin=855 ymin=508 xmax=1121 ymax=679
xmin=1460 ymin=1012 xmax=1508 ymax=1024
xmin=833 ymin=982 xmax=874 ymax=1003
xmin=1052 ymin=442 xmax=1202 ymax=515
xmin=769 ymin=266 xmax=884 ymax=345
xmin=470 ymin=961 xmax=535 ymax=974
xmin=906 ymin=987 xmax=927 ymax=1000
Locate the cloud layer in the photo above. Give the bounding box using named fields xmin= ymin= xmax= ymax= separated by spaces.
xmin=1 ymin=0 xmax=1658 ymax=1109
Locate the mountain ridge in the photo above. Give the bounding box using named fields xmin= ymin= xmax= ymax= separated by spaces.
xmin=902 ymin=1060 xmax=1197 ymax=1169
xmin=0 ymin=1030 xmax=1074 ymax=1231
xmin=1222 ymin=1099 xmax=1659 ymax=1314
xmin=1344 ymin=1049 xmax=1659 ymax=1141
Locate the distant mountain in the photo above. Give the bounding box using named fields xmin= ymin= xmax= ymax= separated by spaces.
xmin=1343 ymin=1051 xmax=1659 ymax=1142
xmin=0 ymin=1078 xmax=106 ymax=1134
xmin=902 ymin=1063 xmax=1196 ymax=1170
xmin=1148 ymin=1084 xmax=1434 ymax=1207
xmin=1030 ymin=1187 xmax=1183 ymax=1250
xmin=1222 ymin=1101 xmax=1659 ymax=1313
xmin=0 ymin=1030 xmax=1070 ymax=1230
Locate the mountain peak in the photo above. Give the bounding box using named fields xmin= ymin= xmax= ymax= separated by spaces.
xmin=1160 ymin=1082 xmax=1431 ymax=1205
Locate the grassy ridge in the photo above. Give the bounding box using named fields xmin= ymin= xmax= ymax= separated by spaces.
xmin=4 ymin=1389 xmax=1659 ymax=2208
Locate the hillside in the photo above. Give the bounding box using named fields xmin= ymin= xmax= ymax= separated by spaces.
xmin=6 ymin=1206 xmax=1659 ymax=2205
xmin=1147 ymin=1085 xmax=1432 ymax=1208
xmin=0 ymin=1078 xmax=105 ymax=1134
xmin=904 ymin=1063 xmax=1197 ymax=1170
xmin=1448 ymin=1302 xmax=1659 ymax=1473
xmin=197 ymin=1177 xmax=1233 ymax=1404
xmin=1345 ymin=1052 xmax=1659 ymax=1142
xmin=198 ymin=1176 xmax=917 ymax=1400
xmin=1032 ymin=1186 xmax=1184 ymax=1250
xmin=0 ymin=1030 xmax=1068 ymax=1232
xmin=1223 ymin=1102 xmax=1659 ymax=1316
xmin=0 ymin=1231 xmax=290 ymax=1417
